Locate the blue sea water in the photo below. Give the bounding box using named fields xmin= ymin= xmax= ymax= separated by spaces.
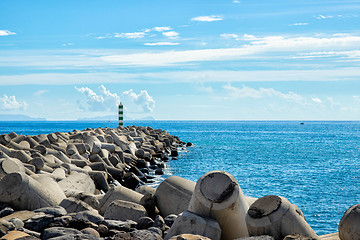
xmin=1 ymin=120 xmax=360 ymax=235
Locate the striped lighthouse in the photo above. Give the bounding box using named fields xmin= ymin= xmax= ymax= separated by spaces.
xmin=118 ymin=102 xmax=123 ymax=127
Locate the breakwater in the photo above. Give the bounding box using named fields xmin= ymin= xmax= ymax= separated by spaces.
xmin=0 ymin=124 xmax=358 ymax=239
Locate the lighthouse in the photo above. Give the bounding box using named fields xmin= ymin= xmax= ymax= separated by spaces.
xmin=118 ymin=102 xmax=123 ymax=127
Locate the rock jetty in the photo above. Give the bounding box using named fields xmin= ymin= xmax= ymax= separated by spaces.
xmin=0 ymin=126 xmax=357 ymax=240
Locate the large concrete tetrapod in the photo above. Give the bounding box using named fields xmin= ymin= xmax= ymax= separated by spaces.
xmin=339 ymin=204 xmax=360 ymax=240
xmin=0 ymin=172 xmax=59 ymax=210
xmin=246 ymin=195 xmax=318 ymax=240
xmin=187 ymin=171 xmax=249 ymax=240
xmin=155 ymin=176 xmax=195 ymax=217
xmin=165 ymin=210 xmax=221 ymax=240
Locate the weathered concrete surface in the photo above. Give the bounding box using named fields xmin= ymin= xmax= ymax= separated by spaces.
xmin=319 ymin=232 xmax=340 ymax=240
xmin=58 ymin=172 xmax=96 ymax=195
xmin=98 ymin=185 xmax=143 ymax=215
xmin=339 ymin=204 xmax=360 ymax=240
xmin=188 ymin=171 xmax=249 ymax=240
xmin=103 ymin=200 xmax=147 ymax=222
xmin=165 ymin=211 xmax=221 ymax=240
xmin=155 ymin=176 xmax=195 ymax=217
xmin=246 ymin=195 xmax=318 ymax=240
xmin=0 ymin=172 xmax=60 ymax=210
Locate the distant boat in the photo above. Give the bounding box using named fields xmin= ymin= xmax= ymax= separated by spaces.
xmin=300 ymin=122 xmax=304 ymax=125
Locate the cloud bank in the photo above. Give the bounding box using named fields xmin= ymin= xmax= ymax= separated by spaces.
xmin=0 ymin=95 xmax=27 ymax=110
xmin=75 ymin=85 xmax=155 ymax=113
xmin=191 ymin=15 xmax=223 ymax=22
xmin=123 ymin=89 xmax=155 ymax=112
xmin=223 ymin=85 xmax=302 ymax=102
xmin=75 ymin=85 xmax=120 ymax=111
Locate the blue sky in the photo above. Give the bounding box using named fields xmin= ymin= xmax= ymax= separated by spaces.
xmin=1 ymin=0 xmax=360 ymax=120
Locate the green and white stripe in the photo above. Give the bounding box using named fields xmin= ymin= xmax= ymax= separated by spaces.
xmin=118 ymin=103 xmax=123 ymax=127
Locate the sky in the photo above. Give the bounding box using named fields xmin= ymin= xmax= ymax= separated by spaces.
xmin=1 ymin=0 xmax=360 ymax=120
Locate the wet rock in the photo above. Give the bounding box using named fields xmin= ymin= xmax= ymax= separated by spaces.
xmin=170 ymin=150 xmax=178 ymax=157
xmin=155 ymin=168 xmax=164 ymax=175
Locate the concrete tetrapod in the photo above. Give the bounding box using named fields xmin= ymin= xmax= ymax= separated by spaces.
xmin=0 ymin=172 xmax=59 ymax=210
xmin=98 ymin=185 xmax=143 ymax=215
xmin=155 ymin=176 xmax=196 ymax=217
xmin=339 ymin=204 xmax=360 ymax=240
xmin=245 ymin=195 xmax=318 ymax=240
xmin=165 ymin=210 xmax=221 ymax=240
xmin=187 ymin=171 xmax=249 ymax=240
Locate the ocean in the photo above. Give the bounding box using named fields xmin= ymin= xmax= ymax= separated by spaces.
xmin=1 ymin=120 xmax=360 ymax=235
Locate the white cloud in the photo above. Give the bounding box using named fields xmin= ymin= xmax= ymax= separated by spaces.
xmin=114 ymin=32 xmax=146 ymax=39
xmin=144 ymin=42 xmax=179 ymax=46
xmin=291 ymin=23 xmax=309 ymax=26
xmin=223 ymin=85 xmax=303 ymax=102
xmin=220 ymin=33 xmax=239 ymax=40
xmin=75 ymin=85 xmax=120 ymax=111
xmin=191 ymin=15 xmax=223 ymax=22
xmin=312 ymin=97 xmax=322 ymax=103
xmin=153 ymin=26 xmax=172 ymax=32
xmin=0 ymin=30 xmax=16 ymax=36
xmin=99 ymin=85 xmax=121 ymax=105
xmin=315 ymin=15 xmax=334 ymax=19
xmin=162 ymin=31 xmax=179 ymax=38
xmin=233 ymin=0 xmax=241 ymax=3
xmin=34 ymin=90 xmax=49 ymax=97
xmin=123 ymin=89 xmax=155 ymax=112
xmin=0 ymin=95 xmax=27 ymax=110
xmin=2 ymin=33 xmax=360 ymax=68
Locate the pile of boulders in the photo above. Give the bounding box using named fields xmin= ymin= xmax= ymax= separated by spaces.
xmin=0 ymin=126 xmax=189 ymax=239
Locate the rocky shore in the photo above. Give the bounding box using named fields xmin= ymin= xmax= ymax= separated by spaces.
xmin=0 ymin=126 xmax=358 ymax=240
